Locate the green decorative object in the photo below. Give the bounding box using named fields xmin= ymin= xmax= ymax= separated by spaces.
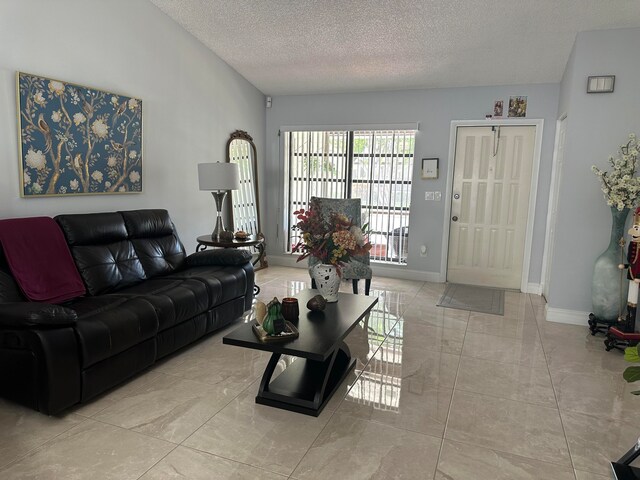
xmin=623 ymin=346 xmax=640 ymax=395
xmin=263 ymin=297 xmax=285 ymax=335
xmin=591 ymin=206 xmax=630 ymax=323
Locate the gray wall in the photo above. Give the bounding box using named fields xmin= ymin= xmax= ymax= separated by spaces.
xmin=548 ymin=27 xmax=640 ymax=312
xmin=7 ymin=0 xmax=634 ymax=314
xmin=0 ymin=0 xmax=265 ymax=252
xmin=265 ymin=85 xmax=559 ymax=283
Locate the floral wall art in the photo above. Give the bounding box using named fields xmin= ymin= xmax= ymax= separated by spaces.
xmin=17 ymin=72 xmax=142 ymax=196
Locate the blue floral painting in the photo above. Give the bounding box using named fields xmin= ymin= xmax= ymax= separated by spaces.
xmin=17 ymin=72 xmax=142 ymax=196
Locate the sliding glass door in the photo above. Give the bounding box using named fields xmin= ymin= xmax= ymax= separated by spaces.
xmin=283 ymin=129 xmax=415 ymax=265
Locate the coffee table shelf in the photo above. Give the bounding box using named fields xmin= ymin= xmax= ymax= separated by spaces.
xmin=223 ymin=289 xmax=377 ymax=416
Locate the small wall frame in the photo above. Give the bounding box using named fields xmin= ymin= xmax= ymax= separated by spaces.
xmin=422 ymin=158 xmax=439 ymax=179
xmin=587 ymin=75 xmax=615 ymax=93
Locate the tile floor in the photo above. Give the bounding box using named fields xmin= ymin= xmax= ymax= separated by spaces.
xmin=0 ymin=266 xmax=638 ymax=479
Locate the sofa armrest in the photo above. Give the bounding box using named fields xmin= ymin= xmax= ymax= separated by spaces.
xmin=186 ymin=249 xmax=252 ymax=267
xmin=0 ymin=302 xmax=77 ymax=329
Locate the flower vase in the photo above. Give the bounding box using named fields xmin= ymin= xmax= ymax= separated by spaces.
xmin=312 ymin=263 xmax=340 ymax=302
xmin=591 ymin=206 xmax=630 ymax=322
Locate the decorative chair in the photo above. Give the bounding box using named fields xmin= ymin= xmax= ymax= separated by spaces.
xmin=308 ymin=197 xmax=372 ymax=295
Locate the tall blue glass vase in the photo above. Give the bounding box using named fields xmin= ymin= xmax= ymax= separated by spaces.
xmin=591 ymin=206 xmax=630 ymax=322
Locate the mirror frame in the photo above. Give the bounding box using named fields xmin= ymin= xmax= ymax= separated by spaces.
xmin=226 ymin=129 xmax=267 ymax=269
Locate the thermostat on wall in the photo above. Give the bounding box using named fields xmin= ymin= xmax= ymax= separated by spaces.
xmin=422 ymin=158 xmax=439 ymax=179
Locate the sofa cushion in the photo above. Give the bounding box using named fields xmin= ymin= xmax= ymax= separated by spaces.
xmin=120 ymin=209 xmax=175 ymax=238
xmin=120 ymin=210 xmax=186 ymax=278
xmin=57 ymin=212 xmax=128 ymax=246
xmin=56 ymin=213 xmax=146 ymax=295
xmin=130 ymin=237 xmax=185 ymax=278
xmin=69 ymin=296 xmax=158 ymax=367
xmin=166 ymin=265 xmax=250 ymax=309
xmin=70 ymin=241 xmax=147 ymax=295
xmin=115 ymin=278 xmax=209 ymax=331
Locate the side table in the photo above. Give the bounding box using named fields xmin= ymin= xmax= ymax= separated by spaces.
xmin=195 ymin=234 xmax=266 ymax=295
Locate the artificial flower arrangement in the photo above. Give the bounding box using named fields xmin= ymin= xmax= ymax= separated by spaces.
xmin=292 ymin=207 xmax=372 ymax=275
xmin=592 ymin=133 xmax=640 ymax=211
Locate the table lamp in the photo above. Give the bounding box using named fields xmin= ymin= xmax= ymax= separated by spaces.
xmin=198 ymin=162 xmax=240 ymax=240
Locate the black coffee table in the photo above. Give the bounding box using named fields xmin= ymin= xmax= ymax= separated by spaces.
xmin=223 ymin=289 xmax=378 ymax=416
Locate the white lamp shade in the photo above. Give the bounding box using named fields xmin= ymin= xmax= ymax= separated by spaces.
xmin=198 ymin=162 xmax=240 ymax=191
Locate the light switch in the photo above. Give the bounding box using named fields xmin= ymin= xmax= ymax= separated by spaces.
xmin=425 ymin=192 xmax=435 ymax=201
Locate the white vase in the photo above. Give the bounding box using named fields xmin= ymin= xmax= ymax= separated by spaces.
xmin=312 ymin=263 xmax=340 ymax=302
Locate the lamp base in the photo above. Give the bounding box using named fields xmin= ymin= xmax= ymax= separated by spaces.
xmin=211 ymin=190 xmax=228 ymax=240
xmin=212 ymin=218 xmax=225 ymax=241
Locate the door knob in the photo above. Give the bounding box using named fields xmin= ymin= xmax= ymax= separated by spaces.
xmin=454 ymin=193 xmax=460 ymax=200
xmin=452 ymin=216 xmax=458 ymax=222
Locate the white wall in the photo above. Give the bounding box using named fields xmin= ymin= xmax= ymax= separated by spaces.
xmin=548 ymin=27 xmax=640 ymax=317
xmin=0 ymin=0 xmax=265 ymax=251
xmin=265 ymin=84 xmax=559 ymax=284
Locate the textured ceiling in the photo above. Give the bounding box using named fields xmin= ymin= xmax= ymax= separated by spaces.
xmin=150 ymin=0 xmax=640 ymax=95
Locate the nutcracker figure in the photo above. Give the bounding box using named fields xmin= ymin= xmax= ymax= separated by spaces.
xmin=618 ymin=207 xmax=640 ymax=333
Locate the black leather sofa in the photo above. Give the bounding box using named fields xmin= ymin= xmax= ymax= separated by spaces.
xmin=0 ymin=209 xmax=254 ymax=414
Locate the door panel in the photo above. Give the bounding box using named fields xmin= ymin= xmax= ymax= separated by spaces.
xmin=447 ymin=125 xmax=536 ymax=289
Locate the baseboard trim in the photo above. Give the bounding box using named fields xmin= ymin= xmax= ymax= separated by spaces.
xmin=267 ymin=254 xmax=305 ymax=269
xmin=525 ymin=283 xmax=542 ymax=295
xmin=267 ymin=254 xmax=442 ymax=283
xmin=545 ymin=306 xmax=590 ymax=325
xmin=267 ymin=255 xmax=545 ymax=291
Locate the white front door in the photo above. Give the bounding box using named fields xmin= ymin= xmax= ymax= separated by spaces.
xmin=447 ymin=125 xmax=536 ymax=289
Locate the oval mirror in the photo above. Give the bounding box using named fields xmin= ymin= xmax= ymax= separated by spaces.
xmin=226 ymin=130 xmax=267 ymax=269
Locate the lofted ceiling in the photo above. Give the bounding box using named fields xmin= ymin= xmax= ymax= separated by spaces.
xmin=150 ymin=0 xmax=640 ymax=96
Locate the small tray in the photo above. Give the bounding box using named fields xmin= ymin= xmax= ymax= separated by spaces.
xmin=252 ymin=321 xmax=299 ymax=343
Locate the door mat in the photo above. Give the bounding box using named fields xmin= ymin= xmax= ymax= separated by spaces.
xmin=437 ymin=283 xmax=505 ymax=315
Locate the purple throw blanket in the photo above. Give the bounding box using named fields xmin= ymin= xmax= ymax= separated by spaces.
xmin=0 ymin=217 xmax=85 ymax=303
